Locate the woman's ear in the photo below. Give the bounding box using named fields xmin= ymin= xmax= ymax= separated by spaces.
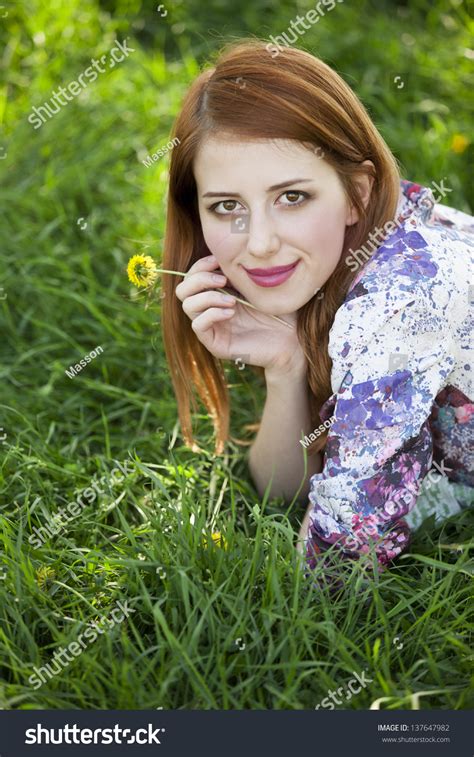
xmin=346 ymin=160 xmax=375 ymax=226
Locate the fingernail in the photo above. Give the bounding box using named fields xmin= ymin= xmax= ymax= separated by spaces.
xmin=212 ymin=274 xmax=226 ymax=283
xmin=223 ymin=308 xmax=235 ymax=315
xmin=221 ymin=294 xmax=235 ymax=304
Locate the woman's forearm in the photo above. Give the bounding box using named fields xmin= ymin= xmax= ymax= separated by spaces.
xmin=248 ymin=363 xmax=323 ymax=502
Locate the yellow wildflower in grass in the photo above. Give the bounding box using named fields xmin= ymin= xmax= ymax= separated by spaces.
xmin=450 ymin=134 xmax=470 ymax=154
xmin=127 ymin=254 xmax=159 ymax=288
xmin=125 ymin=263 xmax=293 ymax=328
xmin=202 ymin=531 xmax=228 ymax=549
xmin=36 ymin=566 xmax=56 ymax=588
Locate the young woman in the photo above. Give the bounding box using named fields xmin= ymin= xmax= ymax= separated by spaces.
xmin=161 ymin=40 xmax=473 ymax=578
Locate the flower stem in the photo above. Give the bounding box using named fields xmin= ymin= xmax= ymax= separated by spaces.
xmin=154 ymin=268 xmax=293 ymax=329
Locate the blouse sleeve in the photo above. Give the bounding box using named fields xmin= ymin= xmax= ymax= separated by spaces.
xmin=304 ymin=279 xmax=459 ymax=574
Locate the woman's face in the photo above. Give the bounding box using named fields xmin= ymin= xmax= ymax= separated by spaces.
xmin=193 ymin=136 xmax=363 ymax=316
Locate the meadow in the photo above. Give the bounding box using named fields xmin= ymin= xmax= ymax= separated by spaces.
xmin=0 ymin=0 xmax=472 ymax=710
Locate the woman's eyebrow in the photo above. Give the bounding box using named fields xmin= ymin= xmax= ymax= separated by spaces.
xmin=202 ymin=178 xmax=314 ymax=198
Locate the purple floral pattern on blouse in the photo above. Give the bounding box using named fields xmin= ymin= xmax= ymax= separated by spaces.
xmin=304 ymin=179 xmax=474 ymax=574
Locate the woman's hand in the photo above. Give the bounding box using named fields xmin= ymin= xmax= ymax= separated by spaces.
xmin=175 ymin=254 xmax=306 ymax=373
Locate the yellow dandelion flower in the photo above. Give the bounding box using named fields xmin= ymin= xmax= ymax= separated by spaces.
xmin=450 ymin=134 xmax=470 ymax=154
xmin=202 ymin=531 xmax=227 ymax=549
xmin=127 ymin=254 xmax=159 ymax=288
xmin=36 ymin=566 xmax=56 ymax=588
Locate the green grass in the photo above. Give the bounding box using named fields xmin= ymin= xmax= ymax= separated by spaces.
xmin=0 ymin=0 xmax=472 ymax=710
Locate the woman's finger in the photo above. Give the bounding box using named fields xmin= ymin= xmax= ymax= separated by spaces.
xmin=175 ymin=270 xmax=227 ymax=302
xmin=182 ymin=290 xmax=236 ymax=319
xmin=191 ymin=306 xmax=235 ymax=336
xmin=186 ymin=254 xmax=221 ymax=274
xmin=180 ymin=254 xmax=222 ymax=286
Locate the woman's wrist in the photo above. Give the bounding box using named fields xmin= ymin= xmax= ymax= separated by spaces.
xmin=264 ymin=352 xmax=307 ymax=385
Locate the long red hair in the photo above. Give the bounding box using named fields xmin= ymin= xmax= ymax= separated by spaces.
xmin=162 ymin=39 xmax=401 ymax=454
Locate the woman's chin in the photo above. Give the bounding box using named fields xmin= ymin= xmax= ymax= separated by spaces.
xmin=256 ymin=303 xmax=299 ymax=318
xmin=228 ymin=282 xmax=306 ymax=315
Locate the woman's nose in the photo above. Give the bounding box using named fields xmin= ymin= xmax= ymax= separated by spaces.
xmin=242 ymin=213 xmax=280 ymax=257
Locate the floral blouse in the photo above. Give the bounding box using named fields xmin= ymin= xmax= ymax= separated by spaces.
xmin=304 ymin=179 xmax=474 ymax=574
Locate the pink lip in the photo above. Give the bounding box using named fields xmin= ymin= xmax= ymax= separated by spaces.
xmin=243 ymin=260 xmax=300 ymax=287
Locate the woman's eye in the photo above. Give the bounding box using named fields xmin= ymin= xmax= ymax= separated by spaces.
xmin=210 ymin=200 xmax=244 ymax=214
xmin=208 ymin=191 xmax=310 ymax=214
xmin=278 ymin=191 xmax=309 ymax=206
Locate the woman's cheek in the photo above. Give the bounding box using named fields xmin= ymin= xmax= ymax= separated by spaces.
xmin=203 ymin=223 xmax=239 ymax=265
xmin=304 ymin=211 xmax=347 ymax=265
